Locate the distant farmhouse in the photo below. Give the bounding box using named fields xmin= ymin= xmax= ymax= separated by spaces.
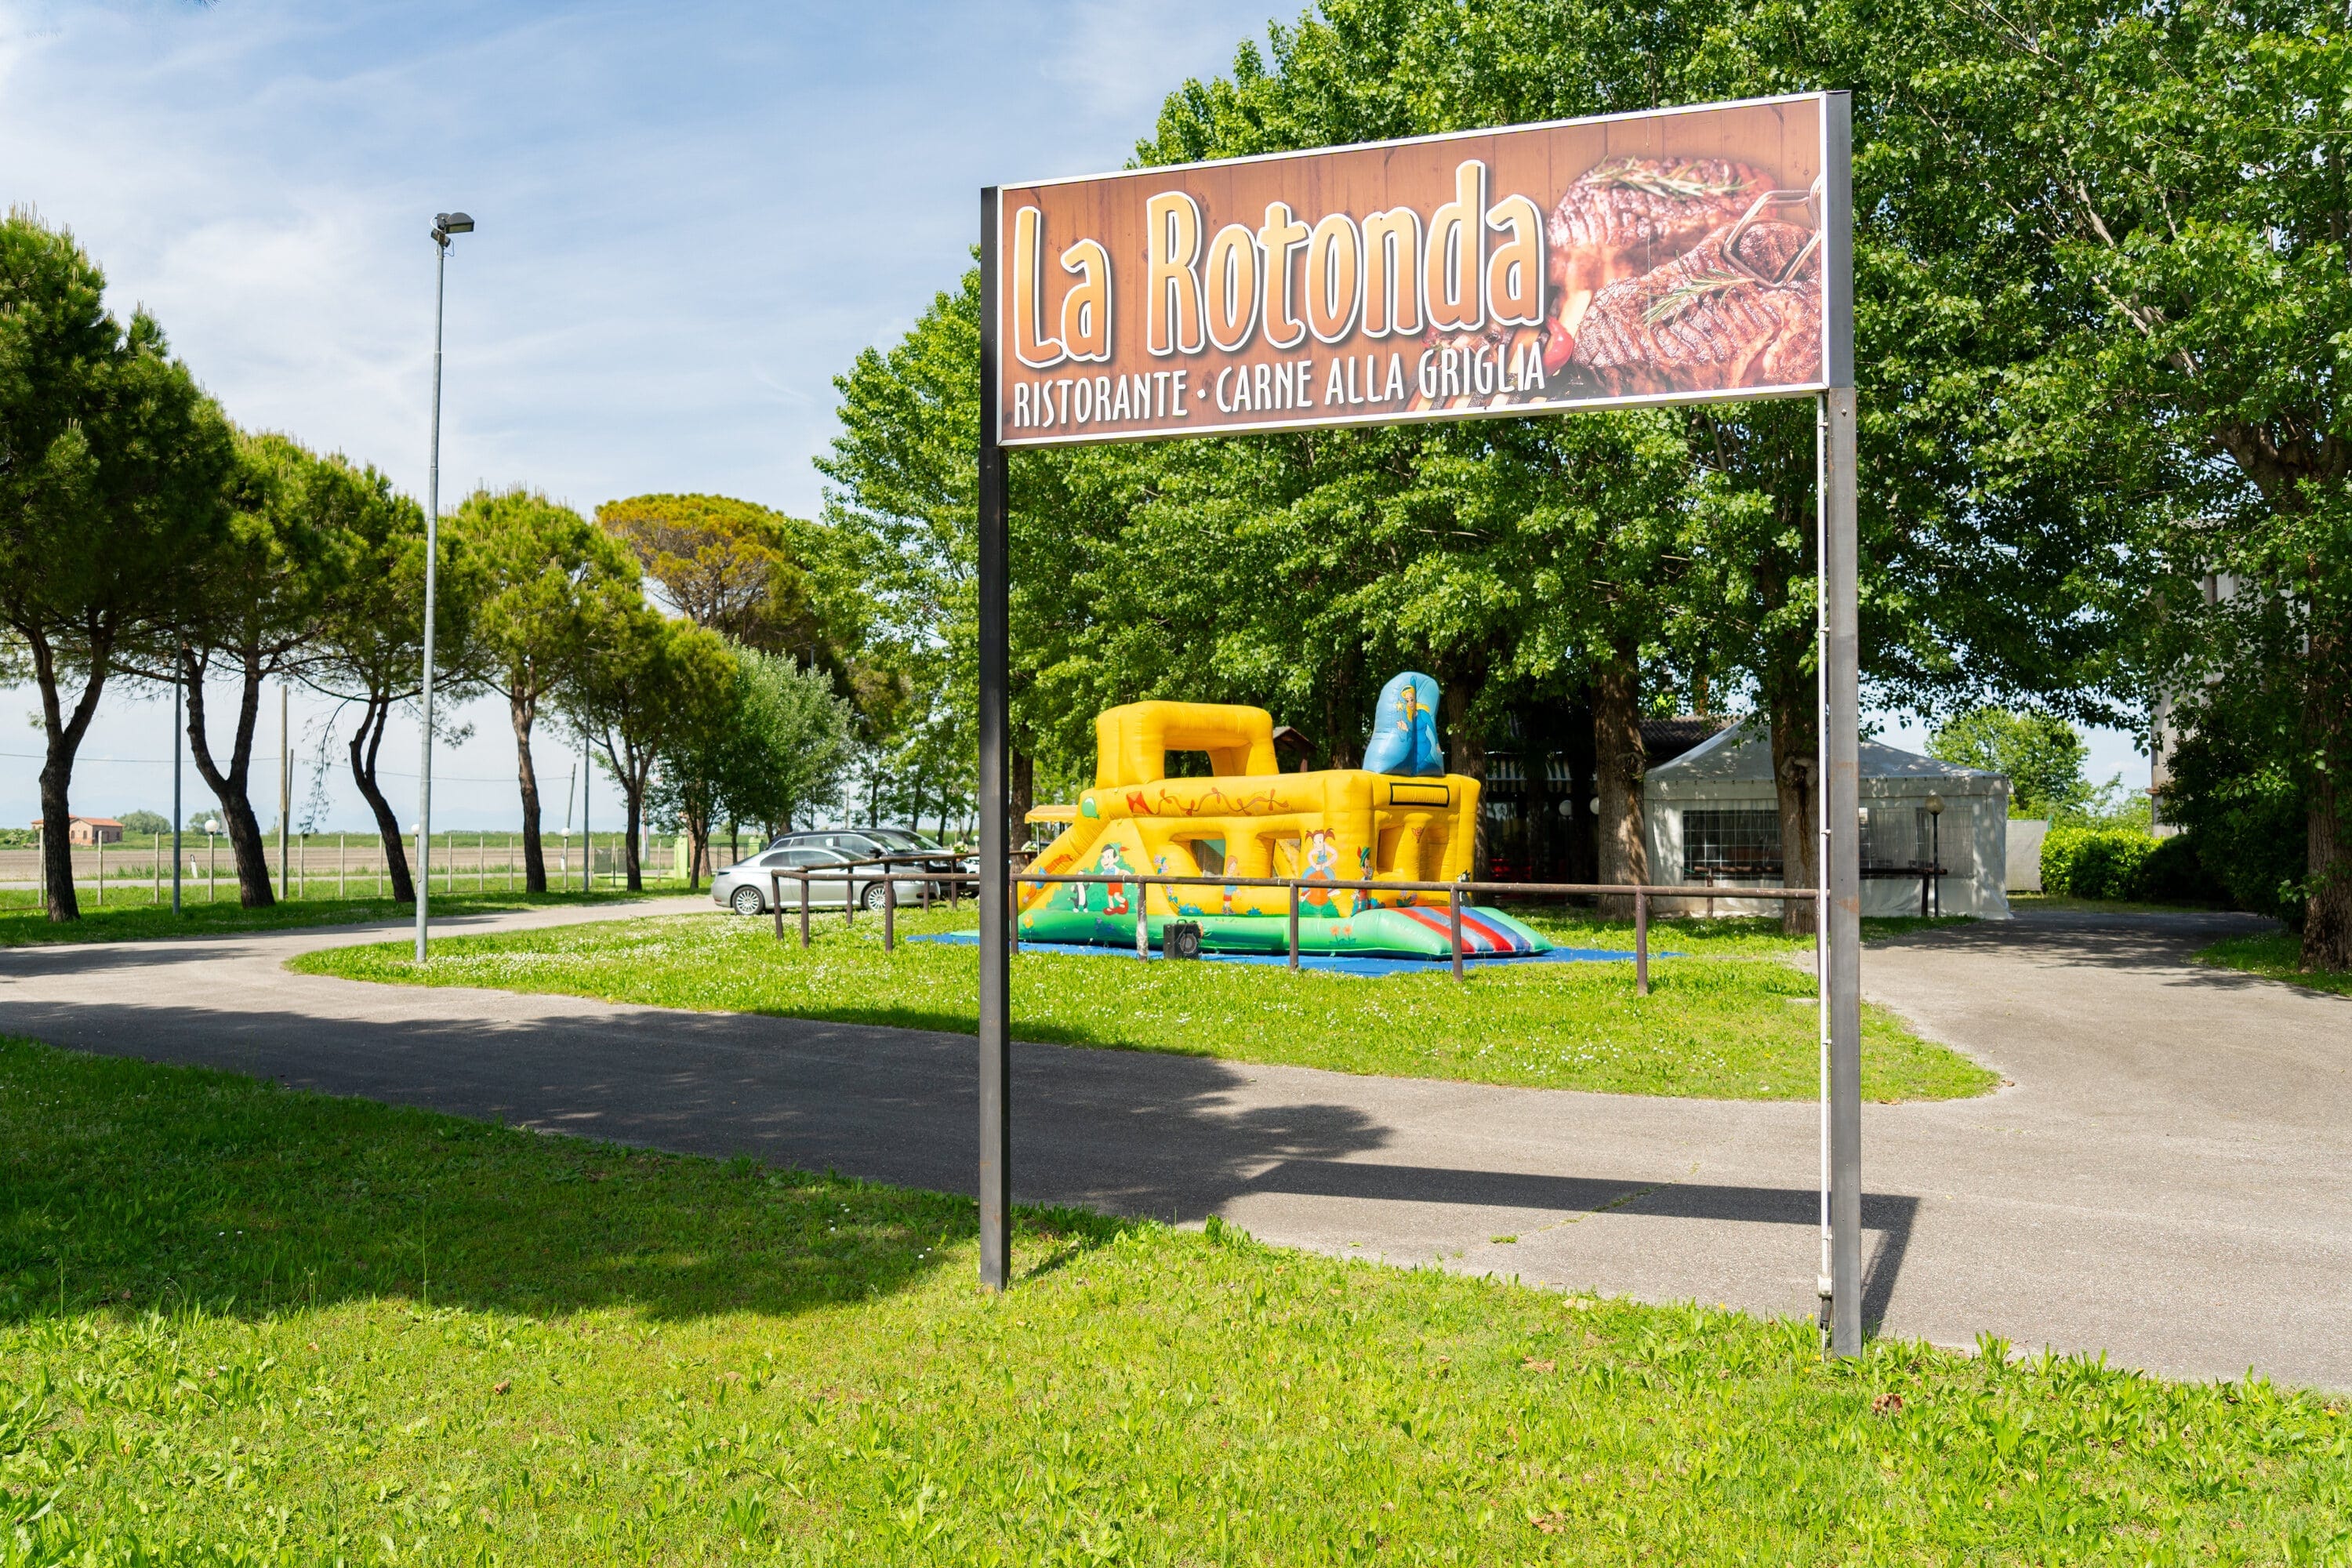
xmin=31 ymin=815 xmax=125 ymax=846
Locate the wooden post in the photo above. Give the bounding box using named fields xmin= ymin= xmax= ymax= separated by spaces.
xmin=1635 ymin=889 xmax=1650 ymax=997
xmin=1287 ymin=881 xmax=1300 ymax=970
xmin=884 ymin=872 xmax=896 ymax=951
xmin=94 ymin=838 xmax=102 ymax=907
xmin=152 ymin=833 xmax=160 ymax=904
xmin=1448 ymin=888 xmax=1464 ymax=982
xmin=1134 ymin=876 xmax=1149 ymax=958
xmin=799 ymin=873 xmax=811 ymax=949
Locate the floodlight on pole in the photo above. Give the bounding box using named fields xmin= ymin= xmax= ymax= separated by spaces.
xmin=416 ymin=209 xmax=475 ymax=962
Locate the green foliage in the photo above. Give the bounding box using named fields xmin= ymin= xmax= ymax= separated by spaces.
xmin=452 ymin=486 xmax=640 ymax=717
xmin=593 ymin=492 xmax=868 ymax=684
xmin=0 ymin=207 xmax=236 ymax=920
xmin=557 ymin=608 xmax=736 ymax=889
xmin=652 ymin=645 xmax=855 ymax=861
xmin=117 ymin=810 xmax=169 ymax=837
xmin=2040 ymin=826 xmax=2157 ymax=902
xmin=2162 ymin=715 xmax=2312 ymax=928
xmin=0 ymin=887 xmax=662 ymax=949
xmin=2199 ymin=928 xmax=2352 ymax=996
xmin=2 ymin=1036 xmax=2345 ymax=1562
xmin=299 ymin=454 xmax=458 ymax=904
xmin=1784 ymin=0 xmax=2352 ymax=964
xmin=449 ymin=486 xmax=642 ymax=884
xmin=293 ymin=907 xmax=1991 ymax=1102
xmin=2133 ymin=833 xmax=2227 ymax=907
xmin=1929 ymin=708 xmax=2091 ymax=819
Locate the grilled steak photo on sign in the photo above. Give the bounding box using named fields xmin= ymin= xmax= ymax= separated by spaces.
xmin=1565 ymin=216 xmax=1824 ymax=397
xmin=1546 ymin=158 xmax=1774 ymax=338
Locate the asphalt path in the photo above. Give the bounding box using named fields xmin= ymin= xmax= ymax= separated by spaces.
xmin=2 ymin=898 xmax=2345 ymax=1389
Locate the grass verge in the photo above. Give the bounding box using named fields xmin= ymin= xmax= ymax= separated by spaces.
xmin=2 ymin=1036 xmax=2343 ymax=1564
xmin=0 ymin=888 xmax=672 ymax=949
xmin=289 ymin=907 xmax=1991 ymax=1102
xmin=2006 ymin=892 xmax=2234 ymax=917
xmin=2195 ymin=928 xmax=2352 ymax=999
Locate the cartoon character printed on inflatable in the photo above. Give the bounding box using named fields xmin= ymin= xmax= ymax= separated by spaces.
xmin=1095 ymin=843 xmax=1131 ymax=916
xmin=1298 ymin=826 xmax=1343 ymax=914
xmin=1361 ymin=671 xmax=1446 ymax=778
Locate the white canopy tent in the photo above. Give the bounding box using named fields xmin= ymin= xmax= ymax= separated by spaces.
xmin=1644 ymin=723 xmax=2009 ymax=918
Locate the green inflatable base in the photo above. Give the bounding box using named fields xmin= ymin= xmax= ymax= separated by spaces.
xmin=1015 ymin=904 xmax=1550 ymax=959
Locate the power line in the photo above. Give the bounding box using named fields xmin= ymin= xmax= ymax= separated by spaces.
xmin=0 ymin=750 xmax=541 ymax=784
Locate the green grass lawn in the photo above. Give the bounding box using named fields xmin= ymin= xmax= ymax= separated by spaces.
xmin=2 ymin=1036 xmax=2343 ymax=1565
xmin=2006 ymin=892 xmax=2234 ymax=916
xmin=2195 ymin=928 xmax=2352 ymax=999
xmin=0 ymin=887 xmax=673 ymax=949
xmin=289 ymin=906 xmax=1992 ymax=1102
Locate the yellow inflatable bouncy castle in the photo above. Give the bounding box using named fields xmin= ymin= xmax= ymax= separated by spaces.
xmin=1018 ymin=686 xmax=1550 ymax=958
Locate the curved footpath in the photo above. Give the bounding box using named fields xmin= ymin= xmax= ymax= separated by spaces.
xmin=2 ymin=901 xmax=2346 ymax=1389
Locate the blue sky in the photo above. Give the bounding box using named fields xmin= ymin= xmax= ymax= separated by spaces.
xmin=2 ymin=0 xmax=2143 ymax=833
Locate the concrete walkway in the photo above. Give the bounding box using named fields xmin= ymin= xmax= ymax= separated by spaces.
xmin=2 ymin=902 xmax=2346 ymax=1389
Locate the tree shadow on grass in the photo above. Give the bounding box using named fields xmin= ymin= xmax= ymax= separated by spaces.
xmin=0 ymin=984 xmax=1920 ymax=1333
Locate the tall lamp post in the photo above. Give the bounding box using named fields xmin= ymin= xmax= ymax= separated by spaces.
xmin=171 ymin=652 xmax=183 ymax=915
xmin=416 ymin=209 xmax=474 ymax=963
xmin=1924 ymin=791 xmax=1944 ymax=919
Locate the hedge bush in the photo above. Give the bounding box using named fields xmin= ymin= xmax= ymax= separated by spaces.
xmin=2041 ymin=826 xmax=2155 ymax=900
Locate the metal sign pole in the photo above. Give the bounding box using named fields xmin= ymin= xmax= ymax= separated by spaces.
xmin=976 ymin=185 xmax=1013 ymax=1292
xmin=1818 ymin=91 xmax=1864 ymax=1358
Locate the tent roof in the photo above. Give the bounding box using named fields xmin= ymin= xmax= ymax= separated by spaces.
xmin=1647 ymin=721 xmax=2003 ymax=786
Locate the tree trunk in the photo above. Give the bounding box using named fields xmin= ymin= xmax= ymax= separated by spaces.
xmin=1011 ymin=750 xmax=1036 ymax=840
xmin=182 ymin=648 xmax=277 ymax=909
xmin=349 ymin=694 xmax=415 ymax=903
xmin=685 ymin=808 xmax=710 ymax=892
xmin=26 ymin=627 xmax=111 ymax=922
xmin=2308 ymin=775 xmax=2350 ymax=970
xmin=1322 ymin=661 xmax=1361 ymax=770
xmin=622 ymin=760 xmax=648 ymax=892
xmin=1520 ymin=704 xmax=1556 ymax=882
xmin=1592 ymin=657 xmax=1647 ymax=919
xmin=1768 ymin=681 xmax=1820 ymax=938
xmin=1440 ymin=678 xmax=1490 ymax=877
xmin=511 ymin=691 xmax=546 ymax=894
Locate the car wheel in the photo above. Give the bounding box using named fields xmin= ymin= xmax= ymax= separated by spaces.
xmin=860 ymin=880 xmax=889 ymax=911
xmin=730 ymin=885 xmax=764 ymax=917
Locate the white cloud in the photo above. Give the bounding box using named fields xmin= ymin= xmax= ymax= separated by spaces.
xmin=0 ymin=0 xmax=1285 ymax=829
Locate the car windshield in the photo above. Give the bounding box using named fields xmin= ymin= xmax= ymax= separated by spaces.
xmin=866 ymin=829 xmax=937 ymax=851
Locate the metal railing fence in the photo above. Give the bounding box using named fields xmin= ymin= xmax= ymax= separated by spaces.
xmin=768 ymin=856 xmax=1820 ymax=995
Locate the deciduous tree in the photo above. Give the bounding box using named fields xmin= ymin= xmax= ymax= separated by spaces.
xmin=559 ymin=608 xmax=734 ymax=891
xmin=0 ymin=209 xmax=234 ymax=920
xmin=303 ymin=458 xmax=477 ymax=904
xmin=452 ymin=487 xmax=640 ymax=891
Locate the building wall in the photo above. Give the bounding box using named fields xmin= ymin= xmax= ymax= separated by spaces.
xmin=2006 ymin=819 xmax=2049 ymax=891
xmin=1643 ymin=780 xmax=2010 ymax=919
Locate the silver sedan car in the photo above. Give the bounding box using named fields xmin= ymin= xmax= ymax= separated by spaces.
xmin=710 ymin=844 xmax=930 ymax=917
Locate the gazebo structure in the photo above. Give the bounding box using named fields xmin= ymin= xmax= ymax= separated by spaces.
xmin=1644 ymin=723 xmax=2009 ymax=918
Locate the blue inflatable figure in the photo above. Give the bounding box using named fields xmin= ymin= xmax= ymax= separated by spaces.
xmin=1363 ymin=672 xmax=1445 ymax=777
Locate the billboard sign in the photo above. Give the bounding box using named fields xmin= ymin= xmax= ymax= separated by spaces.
xmin=994 ymin=93 xmax=1843 ymax=447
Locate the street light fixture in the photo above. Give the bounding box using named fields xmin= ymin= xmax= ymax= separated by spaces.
xmin=1923 ymin=792 xmax=1945 ymax=918
xmin=416 ymin=209 xmax=476 ymax=963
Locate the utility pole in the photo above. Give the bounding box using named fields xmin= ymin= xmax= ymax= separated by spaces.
xmin=278 ymin=681 xmax=290 ymax=899
xmin=171 ymin=654 xmax=183 ymax=916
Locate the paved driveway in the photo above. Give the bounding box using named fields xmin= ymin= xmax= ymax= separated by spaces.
xmin=2 ymin=902 xmax=2345 ymax=1388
